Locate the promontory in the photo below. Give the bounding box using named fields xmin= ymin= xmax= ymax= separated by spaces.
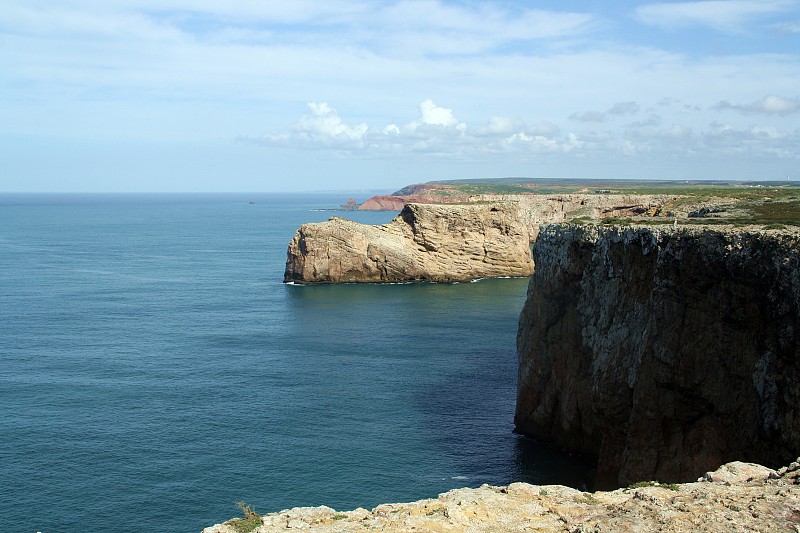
xmin=284 ymin=202 xmax=534 ymax=283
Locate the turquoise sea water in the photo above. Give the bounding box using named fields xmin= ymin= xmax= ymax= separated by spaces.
xmin=0 ymin=194 xmax=591 ymax=533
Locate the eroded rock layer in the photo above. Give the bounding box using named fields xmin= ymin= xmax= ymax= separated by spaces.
xmin=203 ymin=459 xmax=800 ymax=532
xmin=515 ymin=225 xmax=800 ymax=488
xmin=284 ymin=203 xmax=534 ymax=283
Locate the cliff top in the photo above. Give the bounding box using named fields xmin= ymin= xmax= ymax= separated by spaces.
xmin=353 ymin=178 xmax=800 ymax=229
xmin=204 ymin=459 xmax=800 ymax=532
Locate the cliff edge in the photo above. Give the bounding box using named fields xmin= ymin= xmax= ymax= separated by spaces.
xmin=516 ymin=225 xmax=800 ymax=488
xmin=203 ymin=459 xmax=800 ymax=532
xmin=284 ymin=203 xmax=534 ymax=283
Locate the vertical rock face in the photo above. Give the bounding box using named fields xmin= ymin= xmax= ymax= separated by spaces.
xmin=284 ymin=203 xmax=534 ymax=283
xmin=515 ymin=224 xmax=800 ymax=488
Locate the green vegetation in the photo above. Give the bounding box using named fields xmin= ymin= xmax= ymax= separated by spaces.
xmin=600 ymin=217 xmax=634 ymax=225
xmin=332 ymin=514 xmax=348 ymax=521
xmin=627 ymin=481 xmax=680 ymax=491
xmin=749 ymin=199 xmax=800 ymax=224
xmin=539 ymin=488 xmax=549 ymax=496
xmin=391 ymin=178 xmax=800 ymax=227
xmin=427 ymin=177 xmax=800 ymax=198
xmin=575 ymin=493 xmax=600 ymax=505
xmin=447 ymin=183 xmax=538 ymax=195
xmin=230 ymin=501 xmax=262 ymax=533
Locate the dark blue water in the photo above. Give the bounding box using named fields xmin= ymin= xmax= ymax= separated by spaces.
xmin=0 ymin=194 xmax=591 ymax=533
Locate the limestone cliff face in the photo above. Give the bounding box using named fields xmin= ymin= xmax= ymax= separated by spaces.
xmin=475 ymin=194 xmax=672 ymax=240
xmin=284 ymin=203 xmax=534 ymax=283
xmin=515 ymin=224 xmax=800 ymax=488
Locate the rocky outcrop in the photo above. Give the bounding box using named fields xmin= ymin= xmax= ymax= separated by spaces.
xmin=284 ymin=203 xmax=534 ymax=283
xmin=477 ymin=194 xmax=672 ymax=240
xmin=203 ymin=459 xmax=800 ymax=532
xmin=339 ymin=198 xmax=359 ymax=211
xmin=284 ymin=193 xmax=675 ymax=283
xmin=516 ymin=224 xmax=800 ymax=488
xmin=357 ymin=195 xmax=410 ymax=211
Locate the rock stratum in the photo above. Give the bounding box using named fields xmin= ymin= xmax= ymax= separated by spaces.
xmin=285 ymin=193 xmax=675 ymax=284
xmin=203 ymin=459 xmax=800 ymax=532
xmin=516 ymin=224 xmax=800 ymax=488
xmin=284 ymin=203 xmax=534 ymax=283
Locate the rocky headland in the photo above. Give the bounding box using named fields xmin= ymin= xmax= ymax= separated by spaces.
xmin=289 ymin=178 xmax=800 ymax=284
xmin=203 ymin=459 xmax=800 ymax=532
xmin=259 ymin=180 xmax=800 ymax=532
xmin=516 ymin=224 xmax=800 ymax=488
xmin=284 ymin=193 xmax=678 ymax=284
xmin=284 ymin=202 xmax=534 ymax=283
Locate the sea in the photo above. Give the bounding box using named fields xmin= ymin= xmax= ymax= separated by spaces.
xmin=0 ymin=193 xmax=592 ymax=533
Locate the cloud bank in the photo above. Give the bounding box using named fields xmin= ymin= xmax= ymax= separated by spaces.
xmin=2 ymin=0 xmax=800 ymax=191
xmin=255 ymin=98 xmax=800 ymax=163
xmin=636 ymin=0 xmax=796 ymax=33
xmin=714 ymin=95 xmax=800 ymax=116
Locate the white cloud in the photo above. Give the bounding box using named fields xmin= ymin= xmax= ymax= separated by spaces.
xmin=776 ymin=21 xmax=800 ymax=32
xmin=570 ymin=102 xmax=642 ymax=123
xmin=264 ymin=102 xmax=368 ymax=147
xmin=254 ymin=99 xmax=800 ymax=164
xmin=570 ymin=111 xmax=607 ymax=123
xmin=27 ymin=0 xmax=371 ymax=25
xmin=260 ymin=99 xmax=469 ymax=153
xmin=483 ymin=116 xmax=522 ymax=135
xmin=750 ymin=125 xmax=785 ymax=139
xmin=635 ymin=1 xmax=795 ymax=33
xmin=713 ymin=95 xmax=800 ymax=115
xmin=0 ymin=4 xmax=185 ymax=42
xmin=608 ymin=101 xmax=640 ymax=115
xmin=702 ymin=121 xmax=798 ymax=156
xmin=417 ymin=2 xmax=590 ymax=39
xmin=417 ymin=100 xmax=459 ymax=127
xmin=628 ymin=114 xmax=663 ymax=128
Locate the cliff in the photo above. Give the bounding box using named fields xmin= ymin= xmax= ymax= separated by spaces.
xmin=472 ymin=193 xmax=670 ymax=240
xmin=203 ymin=458 xmax=800 ymax=532
xmin=358 ymin=195 xmax=419 ymax=211
xmin=284 ymin=203 xmax=534 ymax=283
xmin=516 ymin=224 xmax=800 ymax=488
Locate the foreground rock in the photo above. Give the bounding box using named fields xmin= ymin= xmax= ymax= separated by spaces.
xmin=516 ymin=224 xmax=800 ymax=488
xmin=284 ymin=203 xmax=534 ymax=283
xmin=203 ymin=459 xmax=800 ymax=532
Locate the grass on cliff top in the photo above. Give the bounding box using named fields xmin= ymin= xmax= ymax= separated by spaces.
xmin=421 ymin=178 xmax=800 ymax=199
xmin=229 ymin=502 xmax=262 ymax=533
xmin=748 ymin=199 xmax=800 ymax=221
xmin=395 ymin=178 xmax=800 ymax=226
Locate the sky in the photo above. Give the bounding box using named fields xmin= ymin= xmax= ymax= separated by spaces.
xmin=1 ymin=0 xmax=799 ymax=192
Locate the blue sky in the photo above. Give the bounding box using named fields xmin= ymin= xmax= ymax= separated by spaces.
xmin=1 ymin=1 xmax=799 ymax=192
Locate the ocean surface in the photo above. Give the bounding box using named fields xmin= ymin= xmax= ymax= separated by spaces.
xmin=0 ymin=193 xmax=592 ymax=533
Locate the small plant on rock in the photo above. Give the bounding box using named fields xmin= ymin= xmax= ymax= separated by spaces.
xmin=229 ymin=501 xmax=262 ymax=533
